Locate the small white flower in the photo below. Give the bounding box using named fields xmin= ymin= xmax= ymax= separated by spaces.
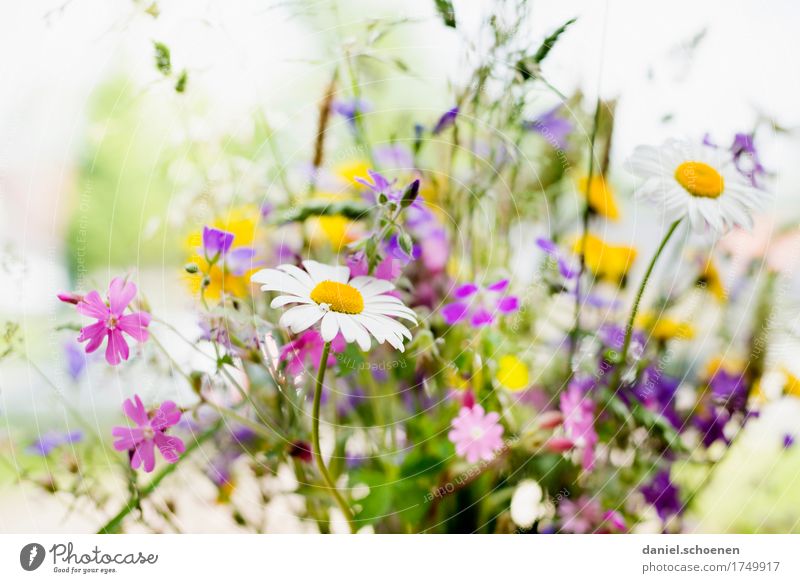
xmin=510 ymin=479 xmax=545 ymax=529
xmin=251 ymin=260 xmax=417 ymax=352
xmin=625 ymin=138 xmax=764 ymax=237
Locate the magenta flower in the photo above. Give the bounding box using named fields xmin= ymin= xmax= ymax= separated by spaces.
xmin=560 ymin=379 xmax=597 ymax=471
xmin=448 ymin=404 xmax=504 ymax=463
xmin=280 ymin=330 xmax=346 ymax=376
xmin=74 ymin=278 xmax=151 ymax=365
xmin=112 ymin=395 xmax=185 ymax=472
xmin=441 ymin=279 xmax=519 ymax=327
xmin=202 ymin=225 xmax=234 ymax=259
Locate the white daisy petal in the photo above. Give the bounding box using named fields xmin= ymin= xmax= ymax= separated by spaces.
xmin=303 ymin=260 xmax=349 ymax=283
xmin=320 ymin=312 xmax=340 ymax=342
xmin=279 ymin=305 xmax=325 ymax=333
xmin=625 ymin=138 xmax=768 ymax=238
xmin=276 ymin=264 xmax=315 ymax=290
xmin=271 ymin=295 xmax=314 ymax=308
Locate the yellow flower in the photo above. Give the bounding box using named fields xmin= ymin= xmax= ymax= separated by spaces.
xmin=307 ymin=191 xmax=363 ymax=251
xmin=697 ymin=259 xmax=726 ymax=301
xmin=184 ymin=206 xmax=261 ymax=301
xmin=579 ymin=175 xmax=620 ymax=220
xmin=782 ymin=368 xmax=800 ymax=397
xmin=703 ymin=356 xmax=745 ymax=378
xmin=446 ymin=366 xmax=470 ymax=391
xmin=572 ymin=234 xmax=637 ymax=283
xmin=637 ymin=312 xmax=695 ymax=342
xmin=185 ymin=255 xmax=252 ymax=300
xmin=334 ymin=159 xmax=372 ymax=186
xmin=496 ymin=355 xmax=530 ymax=392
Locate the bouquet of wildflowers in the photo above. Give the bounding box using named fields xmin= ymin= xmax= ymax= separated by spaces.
xmin=11 ymin=1 xmax=799 ymax=535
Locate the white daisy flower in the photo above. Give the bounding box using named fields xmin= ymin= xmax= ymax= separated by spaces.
xmin=251 ymin=260 xmax=417 ymax=352
xmin=625 ymin=138 xmax=764 ymax=236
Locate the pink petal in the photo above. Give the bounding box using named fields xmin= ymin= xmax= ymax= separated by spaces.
xmin=105 ymin=330 xmax=129 ymax=365
xmin=150 ymin=401 xmax=182 ymax=431
xmin=470 ymin=308 xmax=494 ymax=327
xmin=112 ymin=426 xmax=144 ymax=451
xmin=153 ymin=432 xmax=185 ymax=463
xmin=487 ymin=279 xmax=509 ymax=292
xmin=117 ymin=312 xmax=151 ymax=342
xmin=76 ymin=291 xmax=109 ymax=319
xmin=108 ymin=277 xmax=137 ymax=315
xmin=78 ymin=321 xmax=108 ymax=353
xmin=123 ymin=395 xmax=149 ymax=426
xmin=132 ymin=439 xmax=156 ymax=472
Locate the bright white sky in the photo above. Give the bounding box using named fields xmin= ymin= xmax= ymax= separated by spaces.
xmin=1 ymin=0 xmax=799 ymax=312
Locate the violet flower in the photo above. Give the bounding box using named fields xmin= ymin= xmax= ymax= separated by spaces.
xmin=75 ymin=278 xmax=151 ymax=366
xmin=523 ymin=105 xmax=574 ymax=150
xmin=64 ymin=342 xmax=87 ymax=381
xmin=731 ymin=133 xmax=766 ymax=187
xmin=557 ymin=495 xmax=603 ymax=533
xmin=432 ymin=106 xmax=459 ymax=135
xmin=641 ymin=469 xmax=683 ymax=521
xmin=441 ymin=279 xmax=519 ymax=327
xmin=202 ymin=226 xmax=234 ymax=260
xmin=536 ymin=237 xmax=577 ymax=279
xmin=112 ymin=395 xmax=185 ymax=473
xmin=709 ymin=368 xmax=748 ymax=413
xmin=332 ymin=97 xmax=371 ymax=127
xmin=28 ymin=430 xmax=83 ymax=456
xmin=693 ymin=406 xmax=730 ymax=447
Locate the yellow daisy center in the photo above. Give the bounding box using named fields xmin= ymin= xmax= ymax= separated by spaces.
xmin=674 ymin=161 xmax=725 ymax=199
xmin=310 ymin=280 xmax=364 ymax=314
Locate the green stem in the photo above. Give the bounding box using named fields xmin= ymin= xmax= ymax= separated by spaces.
xmin=97 ymin=421 xmax=222 ymax=533
xmin=311 ymin=341 xmax=356 ymax=533
xmin=610 ymin=219 xmax=683 ymax=391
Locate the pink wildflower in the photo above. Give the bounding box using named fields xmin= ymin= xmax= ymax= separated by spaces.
xmin=279 ymin=330 xmax=346 ymax=376
xmin=448 ymin=404 xmax=504 ymax=463
xmin=112 ymin=395 xmax=185 ymax=472
xmin=560 ymin=380 xmax=597 ymax=471
xmin=74 ymin=277 xmax=151 ymax=365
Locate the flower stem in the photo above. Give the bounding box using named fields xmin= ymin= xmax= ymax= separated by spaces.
xmin=610 ymin=219 xmax=683 ymax=390
xmin=311 ymin=341 xmax=357 ymax=533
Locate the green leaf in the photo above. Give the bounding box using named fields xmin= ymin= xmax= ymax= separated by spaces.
xmin=270 ymin=199 xmax=371 ymax=224
xmin=174 ymin=69 xmax=188 ymax=93
xmin=153 ymin=41 xmax=172 ymax=76
xmin=515 ymin=17 xmax=577 ymax=80
xmin=433 ymin=0 xmax=456 ymax=28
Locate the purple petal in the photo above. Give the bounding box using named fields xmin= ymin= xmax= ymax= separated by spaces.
xmin=487 ymin=279 xmax=509 ymax=293
xmin=202 ymin=226 xmax=234 ymax=258
xmin=496 ymin=296 xmax=519 ymax=313
xmin=441 ymin=302 xmax=470 ymax=325
xmin=471 ymin=308 xmax=494 ymax=327
xmin=433 ymin=106 xmax=459 ymax=135
xmin=453 ymin=283 xmax=479 ymax=299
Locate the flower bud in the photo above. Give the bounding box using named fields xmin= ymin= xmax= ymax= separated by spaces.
xmin=537 ymin=410 xmax=564 ymax=429
xmin=184 ymin=262 xmax=199 ymax=274
xmin=544 ymin=437 xmax=574 ymax=453
xmin=57 ymin=292 xmax=84 ymax=305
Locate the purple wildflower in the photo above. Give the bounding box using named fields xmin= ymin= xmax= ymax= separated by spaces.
xmin=709 ymin=368 xmax=748 ymax=413
xmin=641 ymin=469 xmax=682 ymax=521
xmin=64 ymin=342 xmax=87 ymax=381
xmin=783 ymin=434 xmax=795 ymax=449
xmin=28 ymin=430 xmax=83 ymax=456
xmin=332 ymin=97 xmax=371 ymax=127
xmin=432 ymin=106 xmax=459 ymax=135
xmin=441 ymin=279 xmax=519 ymax=327
xmin=693 ymin=406 xmax=730 ymax=447
xmin=536 ymin=237 xmax=577 ymax=279
xmin=731 ymin=133 xmax=766 ymax=187
xmin=524 ymin=105 xmax=574 ymax=150
xmin=202 ymin=226 xmax=234 ymax=259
